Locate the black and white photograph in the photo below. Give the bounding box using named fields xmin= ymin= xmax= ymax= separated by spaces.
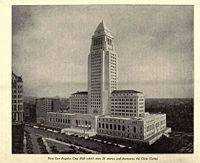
xmin=11 ymin=5 xmax=194 ymax=154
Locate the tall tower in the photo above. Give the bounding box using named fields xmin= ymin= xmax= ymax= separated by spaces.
xmin=88 ymin=21 xmax=118 ymax=115
xmin=12 ymin=72 xmax=24 ymax=122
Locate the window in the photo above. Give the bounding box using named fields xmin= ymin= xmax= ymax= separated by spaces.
xmin=122 ymin=125 xmax=125 ymax=131
xmin=102 ymin=123 xmax=104 ymax=128
xmin=114 ymin=124 xmax=116 ymax=130
xmin=118 ymin=125 xmax=121 ymax=130
xmin=133 ymin=126 xmax=136 ymax=133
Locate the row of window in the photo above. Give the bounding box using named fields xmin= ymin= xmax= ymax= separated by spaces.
xmin=12 ymin=85 xmax=22 ymax=89
xmin=12 ymin=95 xmax=22 ymax=98
xmin=91 ymin=102 xmax=100 ymax=105
xmin=146 ymin=124 xmax=154 ymax=132
xmin=111 ymin=106 xmax=136 ymax=109
xmin=93 ymin=38 xmax=103 ymax=46
xmin=98 ymin=123 xmax=138 ymax=133
xmin=12 ymin=100 xmax=23 ymax=103
xmin=91 ymin=86 xmax=101 ymax=89
xmin=111 ymin=113 xmax=137 ymax=117
xmin=111 ymin=109 xmax=136 ymax=112
xmin=91 ymin=70 xmax=102 ymax=73
xmin=12 ymin=90 xmax=22 ymax=93
xmin=99 ymin=118 xmax=142 ymax=125
xmin=91 ymin=98 xmax=100 ymax=101
xmin=91 ymin=57 xmax=101 ymax=61
xmin=70 ymin=100 xmax=87 ymax=103
xmin=98 ymin=130 xmax=142 ymax=139
xmin=110 ymin=54 xmax=116 ymax=59
xmin=91 ymin=79 xmax=101 ymax=82
xmin=91 ymin=105 xmax=101 ymax=108
xmin=138 ymin=102 xmax=144 ymax=105
xmin=71 ymin=105 xmax=87 ymax=108
xmin=99 ymin=118 xmax=125 ymax=123
xmin=111 ymin=98 xmax=135 ymax=101
xmin=91 ymin=74 xmax=101 ymax=77
xmin=12 ymin=105 xmax=23 ymax=111
xmin=75 ymin=120 xmax=91 ymax=125
xmin=107 ymin=38 xmax=112 ymax=45
xmin=90 ymin=64 xmax=101 ymax=69
xmin=70 ymin=103 xmax=87 ymax=106
xmin=72 ymin=110 xmax=87 ymax=114
xmin=49 ymin=117 xmax=71 ymax=124
xmin=90 ymin=90 xmax=101 ymax=93
xmin=112 ymin=94 xmax=143 ymax=97
xmin=91 ymin=53 xmax=101 ymax=58
xmin=70 ymin=99 xmax=87 ymax=101
xmin=111 ymin=102 xmax=135 ymax=105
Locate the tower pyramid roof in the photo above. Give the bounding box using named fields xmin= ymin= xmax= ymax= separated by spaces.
xmin=94 ymin=20 xmax=112 ymax=37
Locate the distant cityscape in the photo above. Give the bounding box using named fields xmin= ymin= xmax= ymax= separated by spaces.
xmin=12 ymin=20 xmax=193 ymax=154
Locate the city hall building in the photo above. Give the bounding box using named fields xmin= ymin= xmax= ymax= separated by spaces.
xmin=46 ymin=21 xmax=171 ymax=144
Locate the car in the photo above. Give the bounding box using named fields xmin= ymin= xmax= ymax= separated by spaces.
xmin=33 ymin=126 xmax=39 ymax=129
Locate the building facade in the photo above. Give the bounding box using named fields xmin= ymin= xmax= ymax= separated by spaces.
xmin=12 ymin=72 xmax=24 ymax=122
xmin=46 ymin=112 xmax=74 ymax=128
xmin=88 ymin=21 xmax=118 ymax=115
xmin=46 ymin=112 xmax=97 ymax=131
xmin=69 ymin=91 xmax=88 ymax=114
xmin=109 ymin=90 xmax=145 ymax=117
xmin=97 ymin=113 xmax=169 ymax=145
xmin=36 ymin=97 xmax=63 ymax=123
xmin=36 ymin=98 xmax=53 ymax=123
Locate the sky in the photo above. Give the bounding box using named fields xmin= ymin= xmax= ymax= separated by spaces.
xmin=12 ymin=5 xmax=193 ymax=98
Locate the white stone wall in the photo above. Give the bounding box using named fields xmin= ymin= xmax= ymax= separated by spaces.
xmin=97 ymin=114 xmax=167 ymax=141
xmin=88 ymin=22 xmax=118 ymax=116
xmin=46 ymin=112 xmax=98 ymax=131
xmin=109 ymin=92 xmax=145 ymax=118
xmin=46 ymin=112 xmax=74 ymax=128
xmin=97 ymin=116 xmax=144 ymax=140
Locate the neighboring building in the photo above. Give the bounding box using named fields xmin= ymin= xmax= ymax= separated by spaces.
xmin=69 ymin=91 xmax=88 ymax=114
xmin=36 ymin=97 xmax=63 ymax=123
xmin=12 ymin=72 xmax=24 ymax=122
xmin=60 ymin=98 xmax=70 ymax=112
xmin=36 ymin=98 xmax=52 ymax=123
xmin=97 ymin=113 xmax=170 ymax=145
xmin=12 ymin=72 xmax=24 ymax=153
xmin=52 ymin=98 xmax=61 ymax=112
xmin=109 ymin=90 xmax=145 ymax=117
xmin=24 ymin=102 xmax=36 ymax=123
xmin=88 ymin=21 xmax=118 ymax=115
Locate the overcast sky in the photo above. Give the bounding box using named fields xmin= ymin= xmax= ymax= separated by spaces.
xmin=12 ymin=5 xmax=193 ymax=98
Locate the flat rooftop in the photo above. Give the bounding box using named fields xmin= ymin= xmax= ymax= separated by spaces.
xmin=112 ymin=90 xmax=142 ymax=94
